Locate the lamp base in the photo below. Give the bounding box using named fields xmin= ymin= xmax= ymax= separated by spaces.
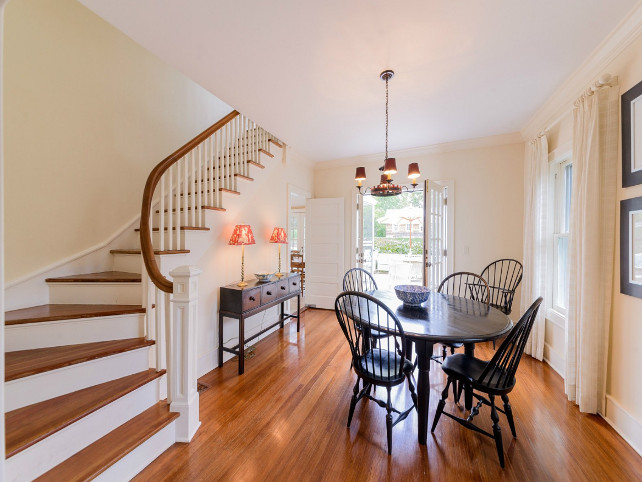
xmin=237 ymin=281 xmax=248 ymax=287
xmin=275 ymin=272 xmax=286 ymax=278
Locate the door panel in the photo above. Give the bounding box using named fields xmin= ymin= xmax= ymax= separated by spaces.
xmin=305 ymin=198 xmax=345 ymax=309
xmin=425 ymin=180 xmax=447 ymax=289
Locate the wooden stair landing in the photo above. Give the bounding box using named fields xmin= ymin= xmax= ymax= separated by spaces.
xmin=36 ymin=402 xmax=178 ymax=481
xmin=5 ymin=338 xmax=155 ymax=382
xmin=5 ymin=369 xmax=165 ymax=458
xmin=45 ymin=272 xmax=141 ymax=283
xmin=4 ymin=304 xmax=145 ymax=326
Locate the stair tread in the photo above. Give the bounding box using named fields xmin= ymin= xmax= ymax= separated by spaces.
xmin=5 ymin=369 xmax=165 ymax=458
xmin=5 ymin=304 xmax=145 ymax=326
xmin=180 ymin=188 xmax=240 ymax=196
xmin=110 ymin=249 xmax=190 ymax=255
xmin=258 ymin=148 xmax=274 ymax=158
xmin=5 ymin=338 xmax=155 ymax=382
xmin=46 ymin=271 xmax=141 ymax=283
xmin=35 ymin=402 xmax=178 ymax=481
xmin=155 ymin=205 xmax=226 ymax=213
xmin=248 ymin=160 xmax=265 ymax=169
xmin=134 ymin=226 xmax=209 ymax=232
xmin=269 ymin=138 xmax=283 ymax=148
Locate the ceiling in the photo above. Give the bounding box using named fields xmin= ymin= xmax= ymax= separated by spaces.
xmin=79 ymin=0 xmax=637 ymax=162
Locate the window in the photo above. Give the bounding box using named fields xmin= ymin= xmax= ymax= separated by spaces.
xmin=551 ymin=159 xmax=572 ymax=315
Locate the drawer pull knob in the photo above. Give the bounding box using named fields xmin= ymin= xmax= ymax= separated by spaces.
xmin=281 ymin=286 xmax=286 ymax=290
xmin=266 ymin=291 xmax=272 ymax=296
xmin=249 ymin=296 xmax=255 ymax=301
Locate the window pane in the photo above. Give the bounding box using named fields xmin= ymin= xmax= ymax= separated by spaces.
xmin=556 ymin=236 xmax=569 ymax=310
xmin=564 ymin=164 xmax=572 ymax=233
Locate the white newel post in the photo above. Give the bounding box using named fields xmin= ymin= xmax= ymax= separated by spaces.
xmin=169 ymin=265 xmax=202 ymax=442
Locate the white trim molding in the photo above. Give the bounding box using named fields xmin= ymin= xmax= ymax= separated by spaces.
xmin=543 ymin=342 xmax=565 ymax=378
xmin=603 ymin=395 xmax=642 ymax=457
xmin=314 ymin=132 xmax=523 ymax=170
xmin=522 ymin=1 xmax=642 ymax=139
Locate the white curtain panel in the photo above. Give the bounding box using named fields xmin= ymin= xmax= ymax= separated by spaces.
xmin=521 ymin=135 xmax=549 ymax=360
xmin=566 ymin=79 xmax=619 ymax=414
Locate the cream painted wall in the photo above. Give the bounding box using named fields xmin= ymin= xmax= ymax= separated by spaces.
xmin=3 ymin=0 xmax=232 ymax=282
xmin=539 ymin=30 xmax=642 ymax=441
xmin=314 ymin=140 xmax=525 ymax=311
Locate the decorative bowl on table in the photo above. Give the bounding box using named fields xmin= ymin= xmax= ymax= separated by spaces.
xmin=394 ymin=285 xmax=430 ymax=307
xmin=254 ymin=272 xmax=274 ymax=282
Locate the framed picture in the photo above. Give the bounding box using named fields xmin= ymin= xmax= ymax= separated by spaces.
xmin=620 ymin=196 xmax=642 ymax=298
xmin=622 ymin=79 xmax=642 ymax=187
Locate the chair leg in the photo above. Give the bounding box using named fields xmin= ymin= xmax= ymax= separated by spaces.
xmin=347 ymin=377 xmax=360 ymax=428
xmin=386 ymin=387 xmax=393 ymax=455
xmin=490 ymin=395 xmax=505 ymax=468
xmin=441 ymin=345 xmax=447 ymax=361
xmin=431 ymin=378 xmax=451 ymax=432
xmin=406 ymin=372 xmax=418 ymax=410
xmin=501 ymin=394 xmax=517 ymax=437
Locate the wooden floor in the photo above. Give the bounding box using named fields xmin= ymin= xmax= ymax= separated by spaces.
xmin=136 ymin=309 xmax=642 ymax=481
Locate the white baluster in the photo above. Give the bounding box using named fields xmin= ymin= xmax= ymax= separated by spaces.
xmin=216 ymin=129 xmax=222 ymax=206
xmin=169 ymin=266 xmax=201 ymax=442
xmin=208 ymin=135 xmax=214 ymax=207
xmin=159 ymin=173 xmax=165 ymax=251
xmin=168 ymin=165 xmax=174 ymax=250
xmin=183 ymin=156 xmax=188 ymax=237
xmin=190 ymin=150 xmax=196 ymax=228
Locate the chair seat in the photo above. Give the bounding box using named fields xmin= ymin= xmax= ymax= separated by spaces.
xmin=442 ymin=353 xmax=515 ymax=394
xmin=356 ymin=325 xmax=389 ymax=339
xmin=356 ymin=348 xmax=413 ymax=382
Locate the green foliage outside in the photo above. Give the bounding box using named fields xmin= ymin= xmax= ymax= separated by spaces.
xmin=374 ymin=237 xmax=423 ymax=256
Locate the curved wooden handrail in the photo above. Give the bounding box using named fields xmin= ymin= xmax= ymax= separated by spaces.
xmin=140 ymin=110 xmax=240 ymax=292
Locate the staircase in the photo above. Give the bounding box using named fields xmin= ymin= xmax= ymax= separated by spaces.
xmin=3 ymin=111 xmax=283 ymax=480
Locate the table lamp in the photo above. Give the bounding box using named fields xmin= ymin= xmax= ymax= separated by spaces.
xmin=229 ymin=224 xmax=255 ymax=287
xmin=269 ymin=227 xmax=288 ymax=278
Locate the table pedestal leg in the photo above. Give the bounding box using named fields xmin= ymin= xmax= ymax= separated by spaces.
xmin=414 ymin=340 xmax=434 ymax=445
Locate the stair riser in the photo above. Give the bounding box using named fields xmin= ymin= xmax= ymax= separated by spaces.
xmin=5 ymin=313 xmax=146 ymax=351
xmin=112 ymin=253 xmax=143 ymax=273
xmin=147 ymin=230 xmax=187 ymax=250
xmin=94 ymin=420 xmax=176 ymax=481
xmin=5 ymin=377 xmax=163 ymax=482
xmin=48 ymin=282 xmax=142 ymax=304
xmin=5 ymin=346 xmax=151 ymax=411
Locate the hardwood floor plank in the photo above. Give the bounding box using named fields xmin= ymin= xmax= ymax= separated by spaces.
xmin=5 ymin=304 xmax=145 ymax=325
xmin=134 ymin=308 xmax=642 ymax=481
xmin=5 ymin=369 xmax=165 ymax=457
xmin=5 ymin=338 xmax=154 ymax=381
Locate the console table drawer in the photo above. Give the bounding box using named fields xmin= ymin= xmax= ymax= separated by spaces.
xmin=242 ymin=288 xmax=261 ymax=312
xmin=289 ymin=276 xmax=301 ymax=293
xmin=261 ymin=284 xmax=277 ymax=304
xmin=277 ymin=279 xmax=289 ymax=297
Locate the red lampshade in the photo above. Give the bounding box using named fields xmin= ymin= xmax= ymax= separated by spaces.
xmin=355 ymin=167 xmax=366 ymax=181
xmin=407 ymin=162 xmax=420 ymax=179
xmin=383 ymin=157 xmax=397 ymax=175
xmin=229 ymin=225 xmax=256 ymax=245
xmin=269 ymin=227 xmax=288 ymax=244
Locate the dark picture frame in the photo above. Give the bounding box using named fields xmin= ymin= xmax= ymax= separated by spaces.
xmin=622 ymin=79 xmax=642 ymax=187
xmin=620 ymin=196 xmax=642 ymax=298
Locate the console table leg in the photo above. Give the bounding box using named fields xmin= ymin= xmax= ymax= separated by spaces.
xmin=296 ymin=294 xmax=300 ymax=332
xmin=218 ymin=313 xmax=224 ymax=367
xmin=280 ymin=301 xmax=284 ymax=328
xmin=238 ymin=316 xmax=245 ymax=375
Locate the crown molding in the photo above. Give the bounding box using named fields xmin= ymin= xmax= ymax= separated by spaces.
xmin=521 ymin=1 xmax=642 ymax=141
xmin=314 ymin=131 xmax=523 ymax=170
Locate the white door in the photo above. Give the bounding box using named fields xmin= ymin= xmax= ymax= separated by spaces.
xmin=355 ymin=193 xmax=376 ymax=272
xmin=305 ymin=198 xmax=345 ymax=309
xmin=425 ymin=180 xmax=448 ymax=289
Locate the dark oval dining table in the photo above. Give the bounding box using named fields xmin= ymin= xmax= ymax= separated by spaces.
xmin=367 ymin=289 xmax=513 ymax=445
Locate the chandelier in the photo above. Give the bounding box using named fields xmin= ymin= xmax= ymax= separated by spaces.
xmin=355 ymin=70 xmax=420 ymax=197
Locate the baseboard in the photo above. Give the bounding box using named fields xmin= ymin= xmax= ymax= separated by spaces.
xmin=603 ymin=395 xmax=642 ymax=457
xmin=543 ymin=342 xmax=565 ymax=378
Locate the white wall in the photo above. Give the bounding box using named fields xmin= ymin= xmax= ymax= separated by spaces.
xmin=1 ymin=1 xmax=8 ymax=477
xmin=3 ymin=0 xmax=232 ymax=283
xmin=534 ymin=24 xmax=642 ymax=454
xmin=314 ymin=137 xmax=525 ymax=311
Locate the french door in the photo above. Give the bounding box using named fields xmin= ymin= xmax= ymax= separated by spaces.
xmin=424 ymin=180 xmax=448 ymax=289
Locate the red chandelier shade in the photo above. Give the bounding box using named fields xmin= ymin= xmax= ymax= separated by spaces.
xmin=354 ymin=167 xmax=367 ymax=181
xmin=407 ymin=162 xmax=421 ymax=179
xmin=383 ymin=157 xmax=397 ymax=175
xmin=269 ymin=227 xmax=288 ymax=244
xmin=229 ymin=225 xmax=256 ymax=245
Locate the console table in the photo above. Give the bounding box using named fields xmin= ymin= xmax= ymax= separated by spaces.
xmin=218 ymin=273 xmax=301 ymax=374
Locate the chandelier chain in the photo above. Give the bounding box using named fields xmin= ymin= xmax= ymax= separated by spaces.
xmin=385 ymin=76 xmax=389 ymax=160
